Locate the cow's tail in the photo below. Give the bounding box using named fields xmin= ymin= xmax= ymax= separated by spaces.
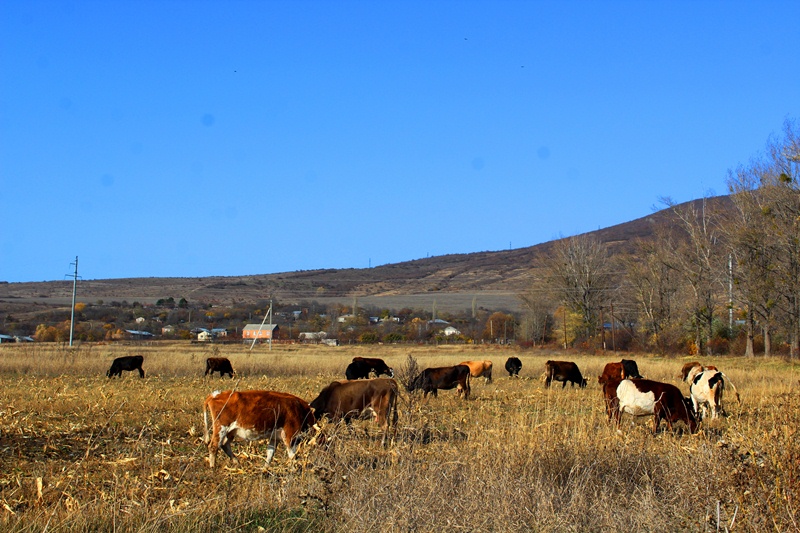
xmin=203 ymin=398 xmax=211 ymax=444
xmin=721 ymin=373 xmax=741 ymax=403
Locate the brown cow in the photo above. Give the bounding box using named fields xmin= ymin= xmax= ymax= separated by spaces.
xmin=544 ymin=360 xmax=587 ymax=388
xmin=407 ymin=365 xmax=471 ymax=400
xmin=203 ymin=390 xmax=318 ymax=468
xmin=601 ymin=378 xmax=622 ymax=421
xmin=614 ymin=379 xmax=698 ymax=433
xmin=598 ymin=359 xmax=643 ymax=384
xmin=310 ymin=378 xmax=398 ymax=446
xmin=205 ymin=357 xmax=235 ymax=378
xmin=459 ymin=360 xmax=493 ymax=383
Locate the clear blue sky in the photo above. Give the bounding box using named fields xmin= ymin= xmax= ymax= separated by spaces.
xmin=2 ymin=1 xmax=798 ymax=283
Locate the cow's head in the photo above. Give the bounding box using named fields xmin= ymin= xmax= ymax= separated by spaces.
xmin=406 ymin=373 xmax=423 ymax=392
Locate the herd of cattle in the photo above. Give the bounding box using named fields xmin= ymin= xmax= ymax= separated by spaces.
xmin=104 ymin=353 xmax=739 ymax=469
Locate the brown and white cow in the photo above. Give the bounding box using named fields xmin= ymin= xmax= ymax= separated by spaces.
xmin=458 ymin=360 xmax=493 ymax=383
xmin=598 ymin=359 xmax=643 ymax=384
xmin=205 ymin=357 xmax=235 ymax=378
xmin=310 ymin=378 xmax=398 ymax=446
xmin=681 ymin=361 xmax=740 ymax=404
xmin=544 ymin=360 xmax=587 ymax=388
xmin=613 ymin=379 xmax=698 ymax=433
xmin=407 ymin=365 xmax=471 ymax=400
xmin=203 ymin=390 xmax=318 ymax=468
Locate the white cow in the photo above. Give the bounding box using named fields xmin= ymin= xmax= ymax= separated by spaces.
xmin=687 ymin=367 xmax=726 ymax=420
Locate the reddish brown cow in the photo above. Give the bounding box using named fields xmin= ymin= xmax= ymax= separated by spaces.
xmin=598 ymin=359 xmax=643 ymax=384
xmin=203 ymin=390 xmax=318 ymax=468
xmin=407 ymin=365 xmax=471 ymax=400
xmin=310 ymin=378 xmax=398 ymax=446
xmin=544 ymin=360 xmax=587 ymax=388
xmin=458 ymin=360 xmax=493 ymax=383
xmin=613 ymin=379 xmax=698 ymax=433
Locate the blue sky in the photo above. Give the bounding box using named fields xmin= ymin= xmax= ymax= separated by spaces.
xmin=1 ymin=1 xmax=798 ymax=283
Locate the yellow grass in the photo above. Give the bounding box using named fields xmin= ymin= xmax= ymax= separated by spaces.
xmin=0 ymin=342 xmax=798 ymax=532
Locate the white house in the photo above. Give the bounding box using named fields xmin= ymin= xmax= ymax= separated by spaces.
xmin=444 ymin=326 xmax=461 ymax=336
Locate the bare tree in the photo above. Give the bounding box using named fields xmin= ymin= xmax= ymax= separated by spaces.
xmin=660 ymin=196 xmax=727 ymax=356
xmin=622 ymin=237 xmax=681 ymax=353
xmin=538 ymin=234 xmax=616 ymax=343
xmin=726 ymin=118 xmax=800 ymax=357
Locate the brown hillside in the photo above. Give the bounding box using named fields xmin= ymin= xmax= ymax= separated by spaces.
xmin=0 ymin=196 xmax=733 ymax=314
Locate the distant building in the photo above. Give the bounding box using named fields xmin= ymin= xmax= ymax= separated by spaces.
xmin=444 ymin=326 xmax=461 ymax=336
xmin=242 ymin=324 xmax=279 ymax=340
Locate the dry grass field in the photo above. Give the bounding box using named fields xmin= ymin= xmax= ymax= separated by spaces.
xmin=0 ymin=342 xmax=798 ymax=532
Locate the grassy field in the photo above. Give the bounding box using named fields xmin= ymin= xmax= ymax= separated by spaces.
xmin=0 ymin=342 xmax=798 ymax=532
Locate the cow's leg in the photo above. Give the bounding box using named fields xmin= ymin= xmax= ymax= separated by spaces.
xmin=137 ymin=367 xmax=145 ymax=378
xmin=545 ymin=375 xmax=551 ymax=388
xmin=218 ymin=427 xmax=237 ymax=461
xmin=562 ymin=380 xmax=567 ymax=389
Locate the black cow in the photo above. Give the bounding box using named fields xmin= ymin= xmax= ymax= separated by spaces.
xmin=107 ymin=355 xmax=145 ymax=378
xmin=407 ymin=365 xmax=471 ymax=400
xmin=544 ymin=360 xmax=587 ymax=388
xmin=621 ymin=359 xmax=643 ymax=379
xmin=505 ymin=357 xmax=522 ymax=377
xmin=205 ymin=357 xmax=235 ymax=378
xmin=345 ymin=357 xmax=394 ymax=380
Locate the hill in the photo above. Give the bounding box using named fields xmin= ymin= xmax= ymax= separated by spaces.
xmin=0 ymin=196 xmax=733 ymax=314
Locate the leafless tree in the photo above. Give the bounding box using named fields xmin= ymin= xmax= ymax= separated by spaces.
xmin=538 ymin=234 xmax=616 ymax=343
xmin=660 ymin=196 xmax=727 ymax=356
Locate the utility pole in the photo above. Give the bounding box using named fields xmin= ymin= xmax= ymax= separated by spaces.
xmin=249 ymin=299 xmax=273 ymax=351
xmin=68 ymin=256 xmax=78 ymax=347
xmin=728 ymin=254 xmax=733 ymax=334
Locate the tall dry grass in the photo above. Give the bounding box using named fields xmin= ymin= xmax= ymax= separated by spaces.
xmin=0 ymin=342 xmax=798 ymax=532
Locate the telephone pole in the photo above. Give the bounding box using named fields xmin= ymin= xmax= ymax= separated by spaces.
xmin=68 ymin=256 xmax=78 ymax=347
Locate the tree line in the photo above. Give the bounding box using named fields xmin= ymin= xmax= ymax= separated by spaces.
xmin=519 ymin=119 xmax=799 ymax=357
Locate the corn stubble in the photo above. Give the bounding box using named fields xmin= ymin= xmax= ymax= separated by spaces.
xmin=0 ymin=343 xmax=797 ymax=532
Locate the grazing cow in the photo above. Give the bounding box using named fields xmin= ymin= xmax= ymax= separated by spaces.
xmin=203 ymin=390 xmax=318 ymax=468
xmin=614 ymin=379 xmax=698 ymax=433
xmin=407 ymin=365 xmax=471 ymax=400
xmin=107 ymin=355 xmax=145 ymax=378
xmin=505 ymin=357 xmax=522 ymax=377
xmin=544 ymin=360 xmax=587 ymax=388
xmin=459 ymin=360 xmax=493 ymax=383
xmin=345 ymin=357 xmax=394 ymax=380
xmin=681 ymin=362 xmax=740 ymax=403
xmin=598 ymin=359 xmax=643 ymax=384
xmin=205 ymin=357 xmax=235 ymax=378
xmin=689 ymin=369 xmax=726 ymax=420
xmin=310 ymin=378 xmax=398 ymax=446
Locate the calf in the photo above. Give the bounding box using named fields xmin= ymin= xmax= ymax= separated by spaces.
xmin=544 ymin=360 xmax=587 ymax=388
xmin=615 ymin=379 xmax=697 ymax=433
xmin=505 ymin=357 xmax=522 ymax=377
xmin=345 ymin=357 xmax=394 ymax=380
xmin=205 ymin=357 xmax=235 ymax=378
xmin=203 ymin=390 xmax=318 ymax=468
xmin=310 ymin=378 xmax=398 ymax=446
xmin=107 ymin=355 xmax=145 ymax=378
xmin=407 ymin=365 xmax=471 ymax=400
xmin=598 ymin=359 xmax=643 ymax=384
xmin=459 ymin=360 xmax=493 ymax=383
